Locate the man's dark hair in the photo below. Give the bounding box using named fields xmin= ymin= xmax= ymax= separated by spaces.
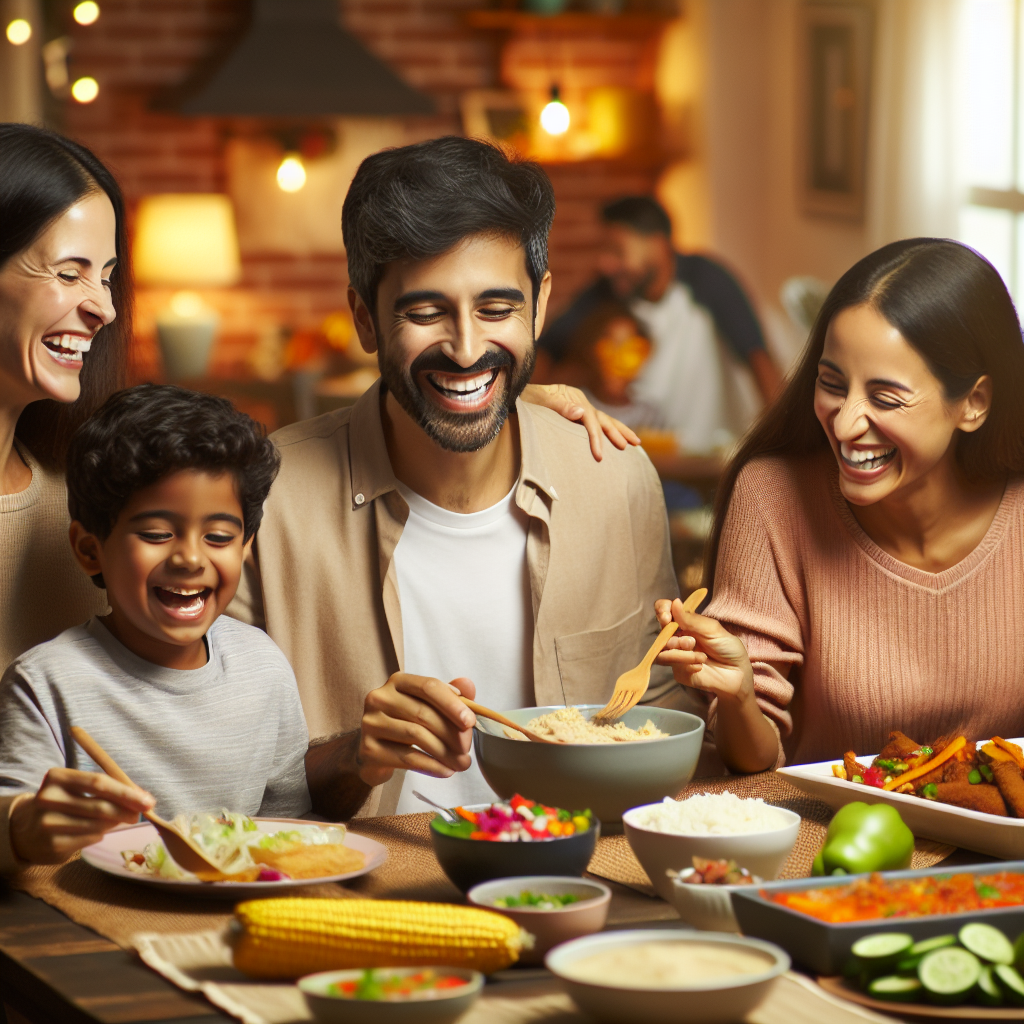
xmin=602 ymin=195 xmax=673 ymax=238
xmin=66 ymin=384 xmax=281 ymax=543
xmin=342 ymin=136 xmax=555 ymax=313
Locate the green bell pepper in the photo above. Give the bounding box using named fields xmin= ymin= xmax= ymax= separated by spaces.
xmin=812 ymin=802 xmax=914 ymax=876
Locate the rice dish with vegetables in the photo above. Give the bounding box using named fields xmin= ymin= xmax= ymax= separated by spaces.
xmin=631 ymin=792 xmax=790 ymax=835
xmin=505 ymin=706 xmax=668 ymax=744
xmin=121 ymin=810 xmax=361 ymax=881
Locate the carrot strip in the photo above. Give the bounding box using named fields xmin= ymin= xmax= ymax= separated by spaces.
xmin=883 ymin=735 xmax=966 ymax=791
xmin=992 ymin=737 xmax=1024 ymax=771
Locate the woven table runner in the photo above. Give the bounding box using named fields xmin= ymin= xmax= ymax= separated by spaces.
xmin=134 ymin=929 xmax=900 ymax=1024
xmin=10 ymin=777 xmax=954 ymax=944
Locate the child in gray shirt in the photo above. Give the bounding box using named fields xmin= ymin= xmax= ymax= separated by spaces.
xmin=0 ymin=385 xmax=310 ymax=872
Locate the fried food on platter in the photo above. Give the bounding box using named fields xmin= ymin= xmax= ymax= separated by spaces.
xmin=992 ymin=760 xmax=1024 ymax=818
xmin=830 ymin=732 xmax=1024 ymax=818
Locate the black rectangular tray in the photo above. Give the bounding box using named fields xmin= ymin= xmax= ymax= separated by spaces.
xmin=730 ymin=860 xmax=1024 ymax=976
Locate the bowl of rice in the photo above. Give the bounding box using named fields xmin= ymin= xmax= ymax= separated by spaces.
xmin=622 ymin=792 xmax=800 ymax=900
xmin=473 ymin=705 xmax=705 ymax=826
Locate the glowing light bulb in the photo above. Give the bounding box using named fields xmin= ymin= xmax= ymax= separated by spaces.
xmin=6 ymin=18 xmax=32 ymax=45
xmin=73 ymin=2 xmax=100 ymax=26
xmin=71 ymin=76 xmax=99 ymax=103
xmin=276 ymin=154 xmax=307 ymax=193
xmin=540 ymin=95 xmax=570 ymax=136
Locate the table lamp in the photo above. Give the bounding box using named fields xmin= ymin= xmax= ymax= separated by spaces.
xmin=133 ymin=194 xmax=241 ymax=379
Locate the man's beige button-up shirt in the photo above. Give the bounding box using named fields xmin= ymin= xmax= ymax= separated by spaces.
xmin=230 ymin=381 xmax=699 ymax=815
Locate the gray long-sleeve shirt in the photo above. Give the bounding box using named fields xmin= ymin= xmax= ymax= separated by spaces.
xmin=0 ymin=616 xmax=310 ymax=831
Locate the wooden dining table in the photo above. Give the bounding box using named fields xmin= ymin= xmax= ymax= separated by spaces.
xmin=0 ymin=772 xmax=1002 ymax=1024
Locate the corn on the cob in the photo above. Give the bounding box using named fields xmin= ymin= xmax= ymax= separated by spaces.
xmin=231 ymin=898 xmax=527 ymax=979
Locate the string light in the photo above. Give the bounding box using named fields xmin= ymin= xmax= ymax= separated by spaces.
xmin=276 ymin=154 xmax=307 ymax=192
xmin=71 ymin=76 xmax=99 ymax=103
xmin=5 ymin=18 xmax=32 ymax=44
xmin=540 ymin=85 xmax=570 ymax=136
xmin=73 ymin=2 xmax=100 ymax=25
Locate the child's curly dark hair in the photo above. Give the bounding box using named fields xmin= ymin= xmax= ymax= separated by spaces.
xmin=66 ymin=384 xmax=281 ymax=543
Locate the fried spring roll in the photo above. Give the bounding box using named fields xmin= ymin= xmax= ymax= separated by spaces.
xmin=878 ymin=731 xmax=921 ymax=761
xmin=943 ymin=759 xmax=971 ymax=784
xmin=992 ymin=761 xmax=1024 ymax=818
xmin=934 ymin=782 xmax=1007 ymax=816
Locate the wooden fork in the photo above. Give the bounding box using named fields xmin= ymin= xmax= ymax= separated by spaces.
xmin=592 ymin=587 xmax=708 ymax=723
xmin=70 ymin=726 xmax=230 ymax=881
xmin=458 ymin=697 xmax=561 ymax=744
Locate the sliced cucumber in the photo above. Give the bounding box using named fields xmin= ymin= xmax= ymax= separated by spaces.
xmin=976 ymin=965 xmax=1004 ymax=1006
xmin=994 ymin=964 xmax=1024 ymax=1007
xmin=918 ymin=947 xmax=982 ymax=1005
xmin=1013 ymin=931 xmax=1024 ymax=971
xmin=910 ymin=935 xmax=958 ymax=957
xmin=868 ymin=975 xmax=923 ymax=1002
xmin=852 ymin=933 xmax=914 ymax=962
xmin=959 ymin=922 xmax=1015 ymax=965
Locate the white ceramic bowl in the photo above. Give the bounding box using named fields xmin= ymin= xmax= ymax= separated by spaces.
xmin=546 ymin=929 xmax=790 ymax=1024
xmin=622 ymin=802 xmax=800 ymax=900
xmin=666 ymin=876 xmax=749 ymax=931
xmin=467 ymin=876 xmax=611 ymax=964
xmin=299 ymin=967 xmax=483 ymax=1024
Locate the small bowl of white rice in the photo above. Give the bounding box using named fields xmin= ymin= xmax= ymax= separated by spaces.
xmin=622 ymin=792 xmax=800 ymax=901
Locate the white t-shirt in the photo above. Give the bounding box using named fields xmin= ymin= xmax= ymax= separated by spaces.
xmin=630 ymin=281 xmax=761 ymax=453
xmin=392 ymin=481 xmax=533 ymax=815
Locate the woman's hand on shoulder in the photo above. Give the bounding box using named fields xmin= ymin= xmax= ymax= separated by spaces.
xmin=9 ymin=767 xmax=154 ymax=865
xmin=520 ymin=383 xmax=640 ymax=462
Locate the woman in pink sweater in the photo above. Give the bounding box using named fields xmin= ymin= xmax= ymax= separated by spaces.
xmin=657 ymin=239 xmax=1024 ymax=773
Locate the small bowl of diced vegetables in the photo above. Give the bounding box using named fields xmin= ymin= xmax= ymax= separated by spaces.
xmin=666 ymin=857 xmax=763 ymax=933
xmin=467 ymin=876 xmax=612 ymax=964
xmin=839 ymin=923 xmax=1024 ymax=1010
xmin=429 ymin=794 xmax=600 ymax=893
xmin=299 ymin=966 xmax=483 ymax=1024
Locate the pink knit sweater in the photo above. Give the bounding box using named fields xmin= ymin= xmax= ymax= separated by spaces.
xmin=705 ymin=454 xmax=1024 ymax=767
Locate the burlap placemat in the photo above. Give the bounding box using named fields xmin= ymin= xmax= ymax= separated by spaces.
xmin=135 ymin=929 xmax=900 ymax=1024
xmin=585 ymin=772 xmax=954 ymax=896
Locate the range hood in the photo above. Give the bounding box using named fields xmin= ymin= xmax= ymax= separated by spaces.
xmin=174 ymin=0 xmax=433 ymax=117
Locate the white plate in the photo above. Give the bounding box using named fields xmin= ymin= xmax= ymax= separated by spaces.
xmin=81 ymin=817 xmax=388 ymax=898
xmin=778 ymin=738 xmax=1024 ymax=860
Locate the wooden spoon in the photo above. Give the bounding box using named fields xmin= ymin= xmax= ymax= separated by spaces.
xmin=458 ymin=697 xmax=561 ymax=744
xmin=70 ymin=726 xmax=230 ymax=881
xmin=593 ymin=587 xmax=709 ymax=722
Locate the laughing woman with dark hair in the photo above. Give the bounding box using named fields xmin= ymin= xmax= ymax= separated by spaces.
xmin=0 ymin=123 xmax=132 ymax=668
xmin=655 ymin=239 xmax=1024 ymax=774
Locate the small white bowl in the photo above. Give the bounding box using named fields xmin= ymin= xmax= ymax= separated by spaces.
xmin=467 ymin=876 xmax=611 ymax=964
xmin=666 ymin=875 xmax=750 ymax=931
xmin=546 ymin=929 xmax=790 ymax=1024
xmin=622 ymin=802 xmax=800 ymax=901
xmin=299 ymin=967 xmax=483 ymax=1024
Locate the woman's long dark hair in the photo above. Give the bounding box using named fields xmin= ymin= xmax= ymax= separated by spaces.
xmin=1 ymin=123 xmax=132 ymax=470
xmin=705 ymin=238 xmax=1024 ymax=588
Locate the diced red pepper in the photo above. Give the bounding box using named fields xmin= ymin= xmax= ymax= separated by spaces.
xmin=862 ymin=766 xmax=886 ymax=788
xmin=469 ymin=830 xmax=492 ymax=840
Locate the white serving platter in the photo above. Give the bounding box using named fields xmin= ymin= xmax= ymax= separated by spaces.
xmin=778 ymin=738 xmax=1024 ymax=860
xmin=81 ymin=817 xmax=387 ymax=898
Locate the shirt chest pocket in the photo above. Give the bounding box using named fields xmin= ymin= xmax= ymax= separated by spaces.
xmin=554 ymin=606 xmax=644 ymax=707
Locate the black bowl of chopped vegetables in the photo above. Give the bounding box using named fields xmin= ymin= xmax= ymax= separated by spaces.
xmin=429 ymin=796 xmax=600 ymax=893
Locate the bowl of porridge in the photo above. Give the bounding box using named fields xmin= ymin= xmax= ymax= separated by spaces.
xmin=473 ymin=705 xmax=705 ymax=825
xmin=546 ymin=930 xmax=789 ymax=1024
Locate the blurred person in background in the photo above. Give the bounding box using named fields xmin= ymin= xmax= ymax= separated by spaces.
xmin=560 ymin=300 xmax=664 ymax=434
xmin=539 ymin=196 xmax=782 ymax=454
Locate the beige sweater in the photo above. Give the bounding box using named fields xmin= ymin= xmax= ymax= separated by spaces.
xmin=1 ymin=442 xmax=107 ymax=670
xmin=705 ymin=454 xmax=1024 ymax=767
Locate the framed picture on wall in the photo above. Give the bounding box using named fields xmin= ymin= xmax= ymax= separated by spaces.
xmin=798 ymin=1 xmax=874 ymax=220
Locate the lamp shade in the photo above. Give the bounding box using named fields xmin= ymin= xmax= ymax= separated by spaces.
xmin=133 ymin=194 xmax=241 ymax=288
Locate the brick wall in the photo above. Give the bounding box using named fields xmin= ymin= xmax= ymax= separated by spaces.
xmin=61 ymin=0 xmax=666 ymax=382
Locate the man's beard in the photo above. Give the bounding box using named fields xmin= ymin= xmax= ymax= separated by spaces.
xmin=612 ymin=267 xmax=659 ymax=302
xmin=380 ymin=342 xmax=536 ymax=453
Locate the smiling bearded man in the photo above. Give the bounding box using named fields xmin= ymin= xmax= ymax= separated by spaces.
xmin=229 ymin=137 xmax=702 ymax=819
